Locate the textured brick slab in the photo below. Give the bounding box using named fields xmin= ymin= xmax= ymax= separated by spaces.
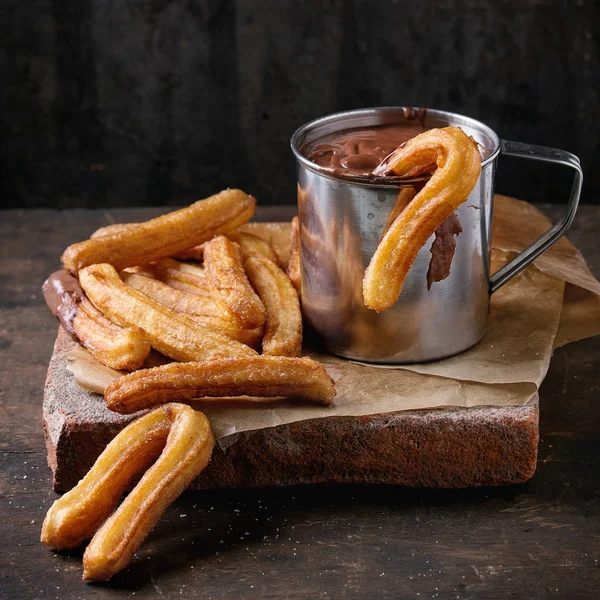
xmin=44 ymin=328 xmax=539 ymax=492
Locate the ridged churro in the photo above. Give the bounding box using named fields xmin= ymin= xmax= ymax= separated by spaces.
xmin=79 ymin=264 xmax=256 ymax=362
xmin=245 ymin=255 xmax=302 ymax=356
xmin=105 ymin=356 xmax=336 ymax=413
xmin=189 ymin=315 xmax=263 ymax=349
xmin=62 ymin=189 xmax=256 ymax=274
xmin=176 ymin=231 xmax=281 ymax=265
xmin=42 ymin=270 xmax=150 ymax=370
xmin=41 ymin=404 xmax=214 ymax=581
xmin=203 ymin=236 xmax=266 ymax=328
xmin=130 ymin=258 xmax=211 ymax=297
xmin=364 ymin=127 xmax=481 ymax=311
xmin=91 ymin=222 xmax=133 ymax=239
xmin=121 ymin=271 xmax=220 ymax=316
xmin=120 ymin=272 xmax=262 ymax=348
xmin=238 ymin=222 xmax=292 ymax=268
xmin=73 ymin=297 xmax=151 ymax=370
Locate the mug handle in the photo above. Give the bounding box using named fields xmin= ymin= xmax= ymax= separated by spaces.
xmin=489 ymin=140 xmax=583 ymax=293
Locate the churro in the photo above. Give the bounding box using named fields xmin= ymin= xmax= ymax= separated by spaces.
xmin=91 ymin=222 xmax=133 ymax=239
xmin=41 ymin=404 xmax=214 ymax=581
xmin=73 ymin=297 xmax=151 ymax=370
xmin=364 ymin=127 xmax=481 ymax=311
xmin=79 ymin=263 xmax=256 ymax=362
xmin=203 ymin=236 xmax=266 ymax=328
xmin=176 ymin=231 xmax=281 ymax=266
xmin=42 ymin=270 xmax=150 ymax=370
xmin=129 ymin=258 xmax=211 ymax=297
xmin=121 ymin=271 xmax=220 ymax=316
xmin=245 ymin=255 xmax=302 ymax=356
xmin=62 ymin=189 xmax=256 ymax=274
xmin=120 ymin=272 xmax=262 ymax=348
xmin=105 ymin=356 xmax=336 ymax=413
xmin=239 ymin=222 xmax=292 ymax=268
xmin=189 ymin=315 xmax=263 ymax=349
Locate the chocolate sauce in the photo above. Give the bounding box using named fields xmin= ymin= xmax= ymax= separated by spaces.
xmin=427 ymin=213 xmax=463 ymax=289
xmin=42 ymin=270 xmax=83 ymax=337
xmin=303 ymin=123 xmax=426 ymax=178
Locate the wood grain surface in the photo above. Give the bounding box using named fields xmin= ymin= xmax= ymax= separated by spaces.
xmin=1 ymin=205 xmax=599 ymax=599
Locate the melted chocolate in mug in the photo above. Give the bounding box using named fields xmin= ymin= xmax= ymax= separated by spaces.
xmin=301 ymin=116 xmax=464 ymax=288
xmin=302 ymin=124 xmax=427 ymax=177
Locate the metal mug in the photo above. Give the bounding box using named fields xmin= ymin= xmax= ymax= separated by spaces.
xmin=290 ymin=107 xmax=583 ymax=363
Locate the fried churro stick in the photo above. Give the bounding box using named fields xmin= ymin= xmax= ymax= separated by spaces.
xmin=203 ymin=236 xmax=266 ymax=328
xmin=189 ymin=315 xmax=263 ymax=349
xmin=95 ymin=222 xmax=293 ymax=271
xmin=121 ymin=271 xmax=220 ymax=316
xmin=80 ymin=264 xmax=256 ymax=362
xmin=175 ymin=231 xmax=281 ymax=266
xmin=286 ymin=216 xmax=301 ymax=293
xmin=245 ymin=255 xmax=302 ymax=356
xmin=120 ymin=271 xmax=262 ymax=348
xmin=41 ymin=404 xmax=215 ymax=582
xmin=380 ymin=186 xmax=417 ymax=240
xmin=364 ymin=127 xmax=481 ymax=311
xmin=239 ymin=222 xmax=292 ymax=268
xmin=73 ymin=297 xmax=151 ymax=370
xmin=105 ymin=356 xmax=336 ymax=414
xmin=42 ymin=270 xmax=151 ymax=370
xmin=134 ymin=258 xmax=211 ymax=297
xmin=62 ymin=189 xmax=256 ymax=274
xmin=227 ymin=231 xmax=281 ymax=265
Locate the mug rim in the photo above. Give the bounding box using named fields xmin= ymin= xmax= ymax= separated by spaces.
xmin=290 ymin=106 xmax=501 ymax=186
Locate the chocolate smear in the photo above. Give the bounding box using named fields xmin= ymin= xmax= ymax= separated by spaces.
xmin=42 ymin=270 xmax=83 ymax=338
xmin=427 ymin=213 xmax=463 ymax=290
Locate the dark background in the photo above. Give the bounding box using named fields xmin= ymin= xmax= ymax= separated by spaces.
xmin=1 ymin=0 xmax=598 ymax=209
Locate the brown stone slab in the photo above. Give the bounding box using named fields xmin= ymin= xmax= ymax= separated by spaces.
xmin=44 ymin=327 xmax=539 ymax=492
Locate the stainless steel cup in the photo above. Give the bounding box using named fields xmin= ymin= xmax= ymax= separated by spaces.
xmin=291 ymin=107 xmax=583 ymax=363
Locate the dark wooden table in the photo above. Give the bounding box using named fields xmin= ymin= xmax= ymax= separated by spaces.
xmin=1 ymin=206 xmax=599 ymax=600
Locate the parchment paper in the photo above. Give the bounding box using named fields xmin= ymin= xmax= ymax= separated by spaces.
xmin=66 ymin=195 xmax=600 ymax=440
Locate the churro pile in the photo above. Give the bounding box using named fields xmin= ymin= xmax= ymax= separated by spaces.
xmin=41 ymin=188 xmax=334 ymax=581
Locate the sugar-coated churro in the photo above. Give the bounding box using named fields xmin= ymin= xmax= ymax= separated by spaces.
xmin=364 ymin=127 xmax=481 ymax=311
xmin=105 ymin=356 xmax=336 ymax=413
xmin=245 ymin=255 xmax=302 ymax=356
xmin=79 ymin=263 xmax=256 ymax=362
xmin=41 ymin=404 xmax=214 ymax=582
xmin=176 ymin=231 xmax=281 ymax=266
xmin=73 ymin=297 xmax=151 ymax=370
xmin=121 ymin=271 xmax=220 ymax=316
xmin=62 ymin=189 xmax=255 ymax=274
xmin=203 ymin=236 xmax=266 ymax=328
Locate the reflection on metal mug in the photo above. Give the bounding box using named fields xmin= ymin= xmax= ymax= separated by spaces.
xmin=291 ymin=107 xmax=583 ymax=363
